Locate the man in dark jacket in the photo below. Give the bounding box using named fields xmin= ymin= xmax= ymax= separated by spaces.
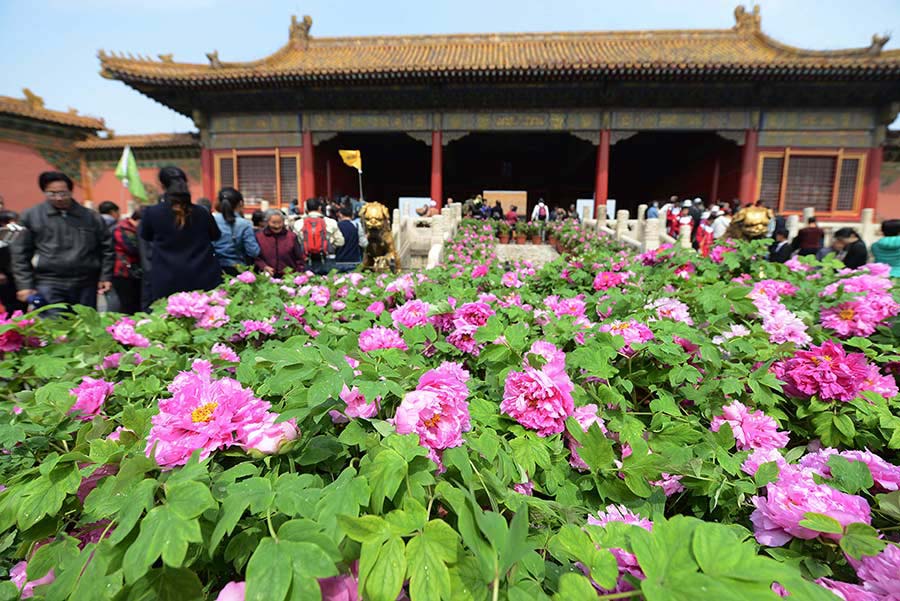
xmin=768 ymin=229 xmax=792 ymax=263
xmin=792 ymin=217 xmax=824 ymax=256
xmin=12 ymin=172 xmax=114 ymax=311
xmin=334 ymin=205 xmax=367 ymax=272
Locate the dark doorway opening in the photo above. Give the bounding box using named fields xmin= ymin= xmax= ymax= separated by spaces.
xmin=315 ymin=133 xmax=429 ymax=210
xmin=444 ymin=132 xmax=595 ymax=214
xmin=609 ymin=132 xmax=742 ymax=214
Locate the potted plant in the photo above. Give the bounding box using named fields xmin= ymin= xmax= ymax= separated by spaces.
xmin=547 ymin=222 xmax=559 ymax=246
xmin=515 ymin=221 xmax=528 ymax=244
xmin=498 ymin=222 xmax=511 ymax=244
xmin=528 ymin=222 xmax=541 ymax=244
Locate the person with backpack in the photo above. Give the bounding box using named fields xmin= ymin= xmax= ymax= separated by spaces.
xmin=334 ymin=205 xmax=368 ymax=272
xmin=531 ymin=199 xmax=549 ymax=222
xmin=292 ymin=198 xmax=344 ymax=276
xmin=212 ymin=187 xmax=260 ymax=276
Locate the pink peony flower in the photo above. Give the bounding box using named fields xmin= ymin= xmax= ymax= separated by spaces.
xmin=284 ymin=304 xmax=306 ymax=323
xmin=853 ymin=543 xmax=900 ymax=598
xmin=815 ymin=578 xmax=876 ymax=601
xmin=454 ymin=301 xmax=495 ymax=327
xmin=77 ymin=463 xmax=119 ymax=503
xmin=750 ymin=465 xmax=871 ymax=547
xmin=392 ymin=299 xmax=432 ymax=328
xmin=236 ymin=271 xmax=256 ymax=284
xmin=366 ymin=301 xmax=385 ymax=317
xmin=471 ymin=264 xmax=489 ymax=278
xmin=68 ymin=377 xmax=115 ymax=421
xmin=215 ymin=581 xmax=246 ymax=601
xmin=212 ymin=343 xmax=240 ymax=363
xmin=318 ymin=563 xmax=360 ymax=601
xmin=821 ymin=301 xmax=885 ymax=338
xmin=586 ymin=505 xmax=653 ymax=593
xmin=236 ymin=319 xmax=275 ymax=340
xmin=106 ymin=317 xmax=150 ymax=347
xmin=339 ymin=385 xmax=379 ymax=419
xmin=512 ymin=481 xmax=534 ymax=496
xmin=593 ymin=271 xmax=629 ymax=291
xmin=860 ymin=364 xmax=899 ymax=399
xmin=650 ymin=473 xmax=685 ymax=496
xmin=567 ymin=404 xmax=608 ymax=471
xmin=710 ymin=401 xmax=789 ymax=451
xmin=240 ymin=415 xmax=299 ymax=455
xmin=10 ymin=561 xmax=55 ymax=599
xmin=145 ymin=360 xmax=278 ymax=467
xmin=166 ymin=291 xmax=230 ymax=328
xmin=394 ymin=362 xmax=471 ymax=461
xmin=359 ymin=326 xmax=407 ymax=352
xmin=446 ymin=321 xmax=482 ymax=356
xmin=0 ymin=311 xmax=35 ymax=353
xmin=501 ymin=367 xmax=574 ymax=437
xmin=599 ymin=320 xmax=654 ymax=356
xmin=753 ymin=296 xmax=810 ymax=347
xmin=741 ymin=448 xmax=788 ymax=476
xmin=501 ymin=271 xmax=523 ymax=288
xmin=646 ymin=297 xmax=693 ymax=325
xmin=310 ymin=285 xmax=331 ymax=307
xmin=772 ymin=340 xmax=872 ymax=402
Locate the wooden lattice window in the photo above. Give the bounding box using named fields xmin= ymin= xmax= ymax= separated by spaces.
xmin=836 ymin=158 xmax=861 ymax=211
xmin=279 ymin=155 xmax=299 ymax=206
xmin=755 ymin=149 xmax=866 ymax=215
xmin=783 ymin=156 xmax=837 ymax=212
xmin=758 ymin=157 xmax=784 ymax=207
xmin=219 ymin=158 xmax=234 ymax=189
xmin=237 ymin=156 xmax=277 ymax=205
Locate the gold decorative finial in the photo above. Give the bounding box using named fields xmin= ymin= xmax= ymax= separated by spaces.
xmin=290 ymin=15 xmax=313 ymax=47
xmin=22 ymin=88 xmax=44 ymax=109
xmin=67 ymin=108 xmax=79 ymax=115
xmin=734 ymin=5 xmax=761 ymax=33
xmin=158 ymin=53 xmax=174 ymax=63
xmin=206 ymin=50 xmax=223 ymax=69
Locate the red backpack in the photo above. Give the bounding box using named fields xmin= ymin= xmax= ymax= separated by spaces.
xmin=302 ymin=217 xmax=327 ymax=258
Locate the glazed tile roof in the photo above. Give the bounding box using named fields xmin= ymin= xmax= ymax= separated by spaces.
xmin=75 ymin=132 xmax=199 ymax=150
xmin=99 ymin=6 xmax=900 ymax=87
xmin=0 ymin=92 xmax=104 ymax=130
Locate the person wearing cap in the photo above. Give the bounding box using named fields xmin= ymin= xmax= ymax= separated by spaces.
xmin=697 ymin=211 xmax=714 ymax=256
xmin=711 ymin=208 xmax=731 ymax=239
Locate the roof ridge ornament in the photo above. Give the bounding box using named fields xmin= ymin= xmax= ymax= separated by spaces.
xmin=290 ymin=15 xmax=313 ymax=48
xmin=868 ymin=33 xmax=890 ymax=57
xmin=206 ymin=50 xmax=223 ymax=69
xmin=22 ymin=88 xmax=44 ymax=110
xmin=158 ymin=54 xmax=174 ymax=63
xmin=734 ymin=5 xmax=761 ymax=33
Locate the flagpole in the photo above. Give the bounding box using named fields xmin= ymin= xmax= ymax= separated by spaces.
xmin=357 ymin=169 xmax=364 ymax=202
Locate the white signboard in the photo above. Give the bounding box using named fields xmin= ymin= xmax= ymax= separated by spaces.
xmin=606 ymin=199 xmax=617 ymax=220
xmin=576 ymin=199 xmax=594 ymax=221
xmin=399 ymin=197 xmax=432 ymax=217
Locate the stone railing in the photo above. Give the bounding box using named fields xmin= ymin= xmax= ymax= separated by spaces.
xmin=392 ymin=203 xmax=462 ymax=270
xmin=590 ymin=204 xmax=880 ymax=253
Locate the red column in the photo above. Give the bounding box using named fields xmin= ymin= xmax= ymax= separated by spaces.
xmin=709 ymin=156 xmax=720 ymax=206
xmin=200 ymin=147 xmax=214 ymax=199
xmin=739 ymin=129 xmax=759 ymax=205
xmin=864 ymin=145 xmax=883 ymax=210
xmin=301 ymin=130 xmax=315 ymax=204
xmin=430 ymin=130 xmax=443 ymax=209
xmin=594 ymin=129 xmax=610 ymax=219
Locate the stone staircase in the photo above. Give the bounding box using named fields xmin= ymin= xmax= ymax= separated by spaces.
xmin=495 ymin=243 xmax=560 ymax=268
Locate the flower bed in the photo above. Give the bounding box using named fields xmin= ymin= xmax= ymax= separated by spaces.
xmin=1 ymin=222 xmax=900 ymax=600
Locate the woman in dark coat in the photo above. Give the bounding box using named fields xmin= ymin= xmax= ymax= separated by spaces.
xmin=139 ymin=167 xmax=222 ymax=304
xmin=254 ymin=210 xmax=305 ymax=277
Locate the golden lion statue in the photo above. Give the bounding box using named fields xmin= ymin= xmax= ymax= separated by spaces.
xmin=359 ymin=202 xmax=400 ymax=272
xmin=726 ymin=204 xmax=775 ymax=240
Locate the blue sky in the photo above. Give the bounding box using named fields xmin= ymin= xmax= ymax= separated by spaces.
xmin=1 ymin=0 xmax=898 ymax=134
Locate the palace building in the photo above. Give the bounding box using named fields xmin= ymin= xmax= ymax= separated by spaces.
xmin=3 ymin=5 xmax=900 ymax=220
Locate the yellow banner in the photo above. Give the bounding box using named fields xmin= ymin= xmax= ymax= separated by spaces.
xmin=339 ymin=149 xmax=362 ymax=172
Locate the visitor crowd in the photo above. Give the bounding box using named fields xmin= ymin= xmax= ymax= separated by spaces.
xmin=1 ymin=168 xmax=371 ymax=315
xmin=2 ymin=170 xmax=898 ymax=316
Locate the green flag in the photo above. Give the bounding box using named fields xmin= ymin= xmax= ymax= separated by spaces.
xmin=115 ymin=146 xmax=147 ymax=202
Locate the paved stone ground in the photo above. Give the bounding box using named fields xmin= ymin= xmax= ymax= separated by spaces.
xmin=495 ymin=243 xmax=560 ymax=268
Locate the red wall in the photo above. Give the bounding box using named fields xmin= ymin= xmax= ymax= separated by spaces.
xmin=87 ymin=166 xmax=203 ymax=208
xmin=878 ymin=162 xmax=900 ymax=221
xmin=0 ymin=140 xmax=85 ymax=213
